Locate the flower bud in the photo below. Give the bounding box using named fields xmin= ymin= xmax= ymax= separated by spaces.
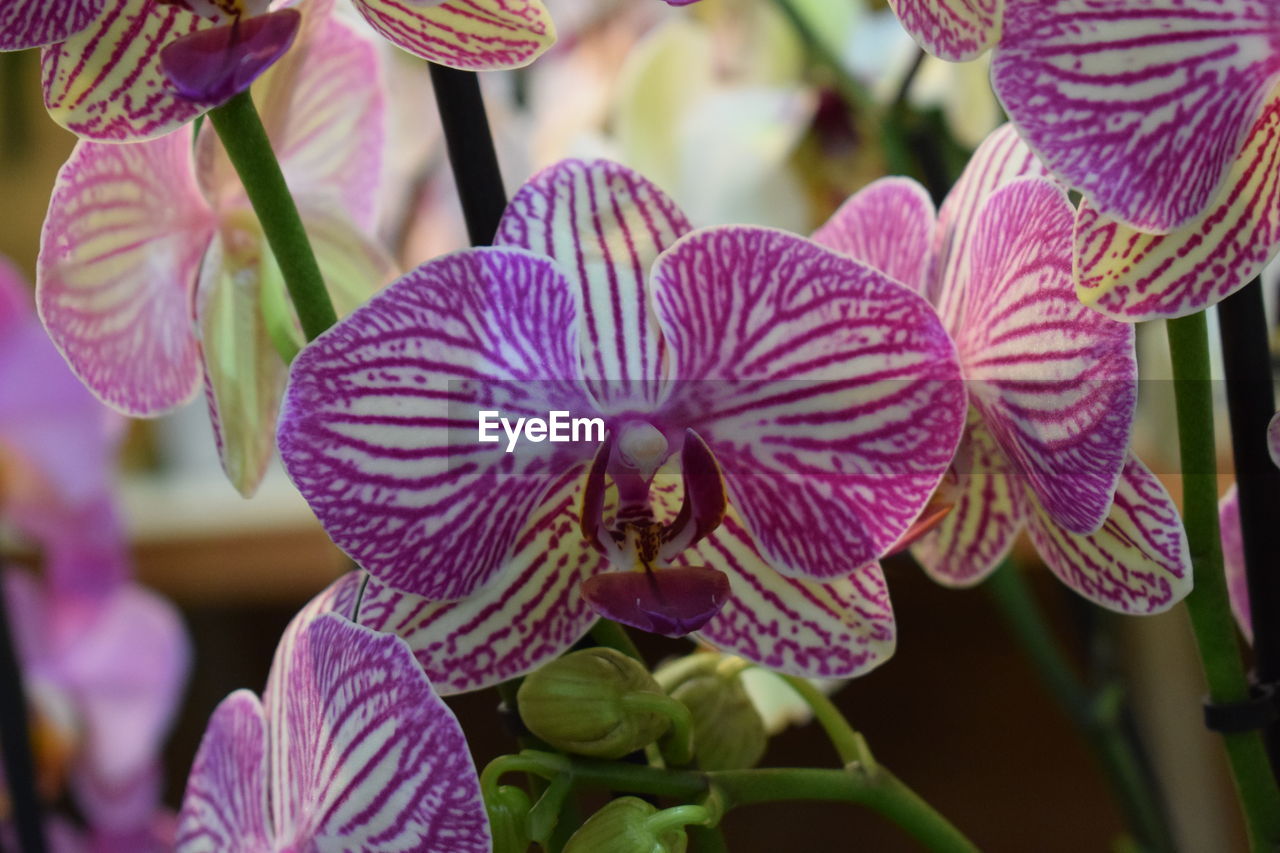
xmin=656 ymin=653 xmax=766 ymax=770
xmin=485 ymin=785 xmax=532 ymax=853
xmin=564 ymin=797 xmax=688 ymax=853
xmin=517 ymin=648 xmax=670 ymax=758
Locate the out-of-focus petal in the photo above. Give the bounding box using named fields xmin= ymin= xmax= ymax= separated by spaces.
xmin=913 ymin=412 xmax=1029 ymax=586
xmin=693 ymin=512 xmax=896 ymax=679
xmin=496 ymin=159 xmax=691 ymax=411
xmin=1026 ymin=455 xmax=1191 ymax=614
xmin=38 ymin=129 xmax=216 ymax=416
xmin=812 ymin=176 xmax=936 ymax=294
xmin=950 ymin=178 xmax=1135 ymax=535
xmin=886 ymin=0 xmax=1002 ymax=61
xmin=1219 ymin=485 xmax=1252 ymax=642
xmin=277 ymin=248 xmax=595 ymax=600
xmin=1270 ymin=412 xmax=1280 ymax=469
xmin=175 ymin=691 xmax=272 ymax=852
xmin=262 ymin=614 xmax=490 ymax=851
xmin=350 ymin=0 xmax=554 ymax=71
xmin=1075 ymin=93 xmax=1280 ymax=321
xmin=0 ymin=0 xmax=102 ymax=50
xmin=652 ymin=226 xmax=966 ymax=579
xmin=991 ymin=0 xmax=1280 ymax=232
xmin=41 ymin=0 xmax=215 ymax=141
xmin=300 ymin=205 xmax=398 ymax=314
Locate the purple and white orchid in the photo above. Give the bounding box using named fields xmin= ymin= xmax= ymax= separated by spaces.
xmin=37 ymin=1 xmax=394 ymax=495
xmin=176 ymin=591 xmax=490 ymax=852
xmin=276 ymin=158 xmax=968 ymax=689
xmin=813 ymin=125 xmax=1192 ymax=614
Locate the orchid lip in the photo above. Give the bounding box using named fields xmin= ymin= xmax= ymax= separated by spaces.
xmin=580 ymin=566 xmax=730 ymax=638
xmin=160 ymin=8 xmax=301 ymax=106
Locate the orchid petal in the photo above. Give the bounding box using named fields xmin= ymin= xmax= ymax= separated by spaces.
xmin=175 ymin=691 xmax=272 ymax=852
xmin=913 ymin=412 xmax=1030 ymax=586
xmin=1270 ymin=412 xmax=1280 ymax=469
xmin=0 ymin=0 xmax=102 ymax=50
xmin=1075 ymin=93 xmax=1280 ymax=320
xmin=694 ymin=512 xmax=896 ymax=679
xmin=159 ymin=8 xmax=300 ymax=107
xmin=350 ymin=0 xmax=554 ymax=71
xmin=1025 ymin=455 xmax=1191 ymax=614
xmin=991 ymin=0 xmax=1280 ymax=232
xmin=299 ymin=205 xmax=399 ymax=315
xmin=278 ymin=248 xmax=595 ymax=600
xmin=263 ymin=614 xmax=490 ymax=851
xmin=812 ymin=176 xmax=936 ymax=294
xmin=496 ymin=159 xmax=692 ymax=410
xmin=41 ymin=0 xmax=215 ymax=141
xmin=949 ymin=178 xmax=1136 ymax=535
xmin=1219 ymin=485 xmax=1252 ymax=642
xmin=38 ymin=128 xmax=215 ymax=416
xmin=652 ymin=226 xmax=966 ymax=579
xmin=887 ymin=0 xmax=1002 ymax=61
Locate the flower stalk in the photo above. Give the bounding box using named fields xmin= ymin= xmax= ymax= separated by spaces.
xmin=1166 ymin=311 xmax=1280 ymax=851
xmin=427 ymin=64 xmax=508 ymax=246
xmin=0 ymin=568 xmax=47 ymax=853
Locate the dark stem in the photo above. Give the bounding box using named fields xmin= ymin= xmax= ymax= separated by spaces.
xmin=0 ymin=570 xmax=47 ymax=853
xmin=427 ymin=64 xmax=508 ymax=246
xmin=1217 ymin=279 xmax=1280 ymax=776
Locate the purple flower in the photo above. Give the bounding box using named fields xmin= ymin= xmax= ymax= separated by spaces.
xmin=176 ymin=593 xmax=490 ymax=852
xmin=813 ymin=126 xmax=1192 ymax=614
xmin=277 ymin=158 xmax=967 ymax=689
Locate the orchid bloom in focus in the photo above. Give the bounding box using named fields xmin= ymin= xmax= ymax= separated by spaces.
xmin=814 ymin=126 xmax=1192 ymax=613
xmin=1219 ymin=411 xmax=1280 ymax=643
xmin=888 ymin=0 xmax=1280 ymax=320
xmin=38 ymin=2 xmax=394 ymax=496
xmin=176 ymin=593 xmax=490 ymax=852
xmin=277 ymin=158 xmax=967 ymax=691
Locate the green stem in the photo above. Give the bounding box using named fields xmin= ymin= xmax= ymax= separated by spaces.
xmin=986 ymin=561 xmax=1174 ymax=852
xmin=588 ymin=619 xmax=644 ymax=663
xmin=1166 ymin=312 xmax=1280 ymax=851
xmin=780 ymin=673 xmax=874 ymax=768
xmin=621 ymin=691 xmax=694 ymax=766
xmin=207 ymin=91 xmax=338 ymax=342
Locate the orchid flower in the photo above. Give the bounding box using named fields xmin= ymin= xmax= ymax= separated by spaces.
xmin=176 ymin=593 xmax=490 ymax=852
xmin=277 ymin=157 xmax=967 ymax=690
xmin=814 ymin=125 xmax=1192 ymax=613
xmin=888 ymin=0 xmax=1280 ymax=320
xmin=1218 ymin=411 xmax=1280 ymax=643
xmin=38 ymin=2 xmax=395 ymax=496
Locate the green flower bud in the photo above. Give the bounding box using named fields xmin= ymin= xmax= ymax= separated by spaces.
xmin=517 ymin=648 xmax=671 ymax=758
xmin=564 ymin=798 xmax=689 ymax=853
xmin=657 ymin=654 xmax=766 ymax=770
xmin=485 ymin=785 xmax=532 ymax=853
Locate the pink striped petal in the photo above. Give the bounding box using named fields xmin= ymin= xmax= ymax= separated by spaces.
xmin=176 ymin=691 xmax=272 ymax=853
xmin=263 ymin=614 xmax=489 ymax=851
xmin=38 ymin=128 xmax=216 ymax=416
xmin=887 ymin=0 xmax=1003 ymax=61
xmin=1025 ymin=455 xmax=1191 ymax=614
xmin=913 ymin=412 xmax=1030 ymax=586
xmin=0 ymin=0 xmax=101 ymax=50
xmin=652 ymin=226 xmax=966 ymax=579
xmin=496 ymin=159 xmax=692 ymax=410
xmin=277 ymin=248 xmax=596 ymax=600
xmin=41 ymin=0 xmax=216 ymax=141
xmin=991 ymin=0 xmax=1280 ymax=232
xmin=1075 ymin=95 xmax=1280 ymax=321
xmin=1219 ymin=485 xmax=1252 ymax=642
xmin=1270 ymin=412 xmax=1280 ymax=469
xmin=949 ymin=177 xmax=1136 ymax=535
xmin=350 ymin=0 xmax=554 ymax=71
xmin=812 ymin=177 xmax=936 ymax=294
xmin=693 ymin=512 xmax=896 ymax=679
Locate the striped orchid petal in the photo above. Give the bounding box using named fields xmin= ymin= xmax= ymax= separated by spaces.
xmin=887 ymin=0 xmax=1003 ymax=62
xmin=496 ymin=159 xmax=692 ymax=410
xmin=1075 ymin=95 xmax=1280 ymax=321
xmin=693 ymin=512 xmax=896 ymax=679
xmin=991 ymin=0 xmax=1280 ymax=232
xmin=913 ymin=412 xmax=1029 ymax=587
xmin=812 ymin=177 xmax=935 ymax=294
xmin=38 ymin=128 xmax=216 ymax=416
xmin=651 ymin=226 xmax=967 ymax=579
xmin=41 ymin=0 xmax=216 ymax=141
xmin=1219 ymin=485 xmax=1252 ymax=642
xmin=1024 ymin=455 xmax=1191 ymax=614
xmin=350 ymin=0 xmax=554 ymax=71
xmin=948 ymin=177 xmax=1136 ymax=535
xmin=277 ymin=248 xmax=597 ymax=601
xmin=0 ymin=0 xmax=101 ymax=50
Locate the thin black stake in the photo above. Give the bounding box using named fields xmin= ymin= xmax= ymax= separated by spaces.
xmin=427 ymin=64 xmax=508 ymax=246
xmin=0 ymin=568 xmax=47 ymax=853
xmin=1217 ymin=278 xmax=1280 ymax=776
